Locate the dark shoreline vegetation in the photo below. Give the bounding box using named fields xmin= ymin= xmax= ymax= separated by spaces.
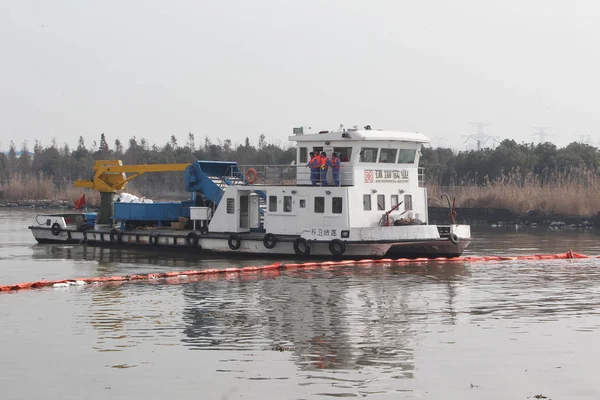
xmin=1 ymin=133 xmax=599 ymax=223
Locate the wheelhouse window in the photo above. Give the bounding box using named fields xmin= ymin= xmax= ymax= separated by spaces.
xmin=363 ymin=194 xmax=371 ymax=210
xmin=404 ymin=194 xmax=413 ymax=211
xmin=312 ymin=146 xmax=323 ymax=155
xmin=359 ymin=147 xmax=378 ymax=163
xmin=283 ymin=196 xmax=292 ymax=212
xmin=398 ymin=149 xmax=416 ymax=163
xmin=332 ymin=197 xmax=343 ymax=214
xmin=299 ymin=147 xmax=308 ymax=164
xmin=269 ymin=196 xmax=277 ymax=212
xmin=379 ymin=148 xmax=397 ymax=163
xmin=227 ymin=198 xmax=235 ymax=214
xmin=314 ymin=197 xmax=325 ymax=213
xmin=391 ymin=194 xmax=399 ymax=208
xmin=377 ymin=194 xmax=385 ymax=210
xmin=333 ymin=147 xmax=353 ymax=162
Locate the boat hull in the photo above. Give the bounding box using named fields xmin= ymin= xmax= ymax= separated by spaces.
xmin=29 ymin=225 xmax=470 ymax=259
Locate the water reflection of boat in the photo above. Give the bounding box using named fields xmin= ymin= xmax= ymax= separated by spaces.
xmin=180 ymin=263 xmax=468 ymax=373
xmin=30 ymin=243 xmax=295 ymax=272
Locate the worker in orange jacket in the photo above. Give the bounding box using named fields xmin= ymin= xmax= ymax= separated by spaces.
xmin=330 ymin=152 xmax=341 ymax=186
xmin=307 ymin=152 xmax=319 ymax=185
xmin=319 ymin=151 xmax=330 ymax=186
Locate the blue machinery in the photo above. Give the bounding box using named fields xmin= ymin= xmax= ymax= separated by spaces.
xmin=114 ymin=161 xmax=265 ymax=227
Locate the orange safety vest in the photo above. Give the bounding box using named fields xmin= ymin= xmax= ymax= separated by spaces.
xmin=310 ymin=155 xmax=320 ymax=169
xmin=331 ymin=158 xmax=340 ymax=169
xmin=320 ymin=155 xmax=330 ymax=168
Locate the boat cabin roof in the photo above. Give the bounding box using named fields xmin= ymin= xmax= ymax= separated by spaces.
xmin=289 ymin=128 xmax=430 ymax=144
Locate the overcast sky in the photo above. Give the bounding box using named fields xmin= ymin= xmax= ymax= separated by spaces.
xmin=1 ymin=0 xmax=599 ymax=152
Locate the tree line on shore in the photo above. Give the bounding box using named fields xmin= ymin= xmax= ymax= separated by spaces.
xmin=0 ymin=133 xmax=295 ymax=196
xmin=422 ymin=139 xmax=600 ymax=186
xmin=0 ymin=134 xmax=599 ymax=215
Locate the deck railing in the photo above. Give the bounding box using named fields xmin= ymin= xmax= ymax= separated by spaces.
xmin=221 ymin=164 xmax=427 ymax=187
xmin=233 ymin=164 xmax=300 ymax=185
xmin=235 ymin=164 xmax=359 ymax=186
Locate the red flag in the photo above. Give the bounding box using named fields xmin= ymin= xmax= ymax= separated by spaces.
xmin=74 ymin=194 xmax=86 ymax=210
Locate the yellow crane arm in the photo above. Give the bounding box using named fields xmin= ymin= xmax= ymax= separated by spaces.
xmin=74 ymin=160 xmax=191 ymax=193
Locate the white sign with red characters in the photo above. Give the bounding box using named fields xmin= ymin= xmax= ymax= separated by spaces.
xmin=364 ymin=169 xmax=409 ymax=183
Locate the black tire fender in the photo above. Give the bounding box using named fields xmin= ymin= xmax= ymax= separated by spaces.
xmin=150 ymin=233 xmax=161 ymax=246
xmin=186 ymin=232 xmax=199 ymax=247
xmin=51 ymin=222 xmax=61 ymax=236
xmin=228 ymin=234 xmax=241 ymax=250
xmin=450 ymin=233 xmax=459 ymax=245
xmin=263 ymin=233 xmax=277 ymax=249
xmin=110 ymin=229 xmax=122 ymax=244
xmin=329 ymin=239 xmax=346 ymax=256
xmin=293 ymin=238 xmax=311 ymax=256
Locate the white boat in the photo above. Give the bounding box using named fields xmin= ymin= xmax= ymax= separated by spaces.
xmin=29 ymin=126 xmax=471 ymax=259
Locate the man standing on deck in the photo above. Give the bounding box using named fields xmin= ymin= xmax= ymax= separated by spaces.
xmin=307 ymin=152 xmax=319 ymax=186
xmin=319 ymin=151 xmax=330 ymax=186
xmin=306 ymin=152 xmax=314 ymax=168
xmin=330 ymin=152 xmax=341 ymax=186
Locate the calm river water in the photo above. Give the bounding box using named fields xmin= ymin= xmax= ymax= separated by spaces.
xmin=1 ymin=210 xmax=600 ymax=399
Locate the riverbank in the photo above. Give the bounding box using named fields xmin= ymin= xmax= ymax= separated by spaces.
xmin=0 ymin=200 xmax=87 ymax=210
xmin=428 ymin=180 xmax=600 ymax=217
xmin=428 ymin=207 xmax=599 ymax=228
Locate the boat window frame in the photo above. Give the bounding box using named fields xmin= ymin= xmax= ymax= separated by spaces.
xmin=404 ymin=194 xmax=413 ymax=211
xmin=226 ymin=198 xmax=235 ymax=214
xmin=359 ymin=147 xmax=378 ymax=163
xmin=314 ymin=196 xmax=325 ymax=213
xmin=268 ymin=195 xmax=277 ymax=212
xmin=377 ymin=194 xmax=385 ymax=210
xmin=332 ymin=197 xmax=343 ymax=214
xmin=398 ymin=149 xmax=417 ymax=164
xmin=283 ymin=196 xmax=292 ymax=212
xmin=299 ymin=199 xmax=306 ymax=208
xmin=363 ymin=194 xmax=371 ymax=211
xmin=379 ymin=148 xmax=397 ymax=163
xmin=391 ymin=194 xmax=399 ymax=208
xmin=333 ymin=147 xmax=353 ymax=162
xmin=299 ymin=147 xmax=308 ymax=164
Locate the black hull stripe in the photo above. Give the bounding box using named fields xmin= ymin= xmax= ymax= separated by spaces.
xmin=29 ymin=227 xmax=469 ymax=245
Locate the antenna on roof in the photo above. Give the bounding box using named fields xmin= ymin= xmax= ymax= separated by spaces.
xmin=292 ymin=126 xmax=311 ymax=135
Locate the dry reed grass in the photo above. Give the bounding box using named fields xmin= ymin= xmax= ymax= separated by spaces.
xmin=0 ymin=173 xmax=55 ymax=200
xmin=3 ymin=169 xmax=599 ymax=216
xmin=0 ymin=173 xmax=99 ymax=206
xmin=428 ymin=169 xmax=600 ymax=216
